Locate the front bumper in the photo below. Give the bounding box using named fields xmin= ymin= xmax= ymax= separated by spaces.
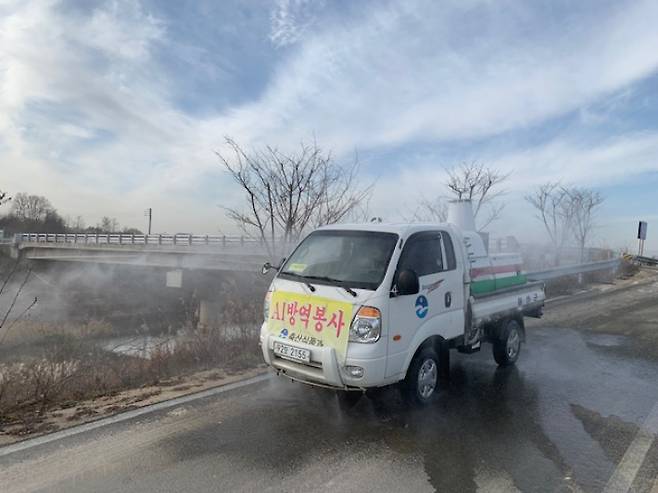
xmin=260 ymin=329 xmax=388 ymax=389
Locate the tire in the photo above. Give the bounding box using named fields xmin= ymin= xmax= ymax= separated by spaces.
xmin=493 ymin=319 xmax=522 ymax=367
xmin=402 ymin=346 xmax=440 ymax=405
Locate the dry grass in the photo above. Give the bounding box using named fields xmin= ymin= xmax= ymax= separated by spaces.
xmin=0 ymin=295 xmax=263 ymax=429
xmin=0 ymin=319 xmax=115 ymax=348
xmin=543 ymin=262 xmax=632 ymax=298
xmin=0 ymin=325 xmax=261 ymax=428
xmin=0 ymin=255 xmax=267 ymax=433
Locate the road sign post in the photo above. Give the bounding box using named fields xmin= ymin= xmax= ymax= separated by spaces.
xmin=144 ymin=208 xmax=152 ymax=235
xmin=637 ymin=221 xmax=648 ymax=256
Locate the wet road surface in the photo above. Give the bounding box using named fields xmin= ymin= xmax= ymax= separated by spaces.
xmin=1 ymin=326 xmax=657 ymax=493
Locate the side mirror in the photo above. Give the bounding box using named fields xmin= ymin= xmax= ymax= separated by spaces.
xmin=261 ymin=257 xmax=286 ymax=276
xmin=396 ymin=269 xmax=419 ymax=296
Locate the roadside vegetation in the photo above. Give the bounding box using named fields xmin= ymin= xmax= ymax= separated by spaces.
xmin=0 ymin=192 xmax=143 ymax=236
xmin=0 ymin=257 xmax=263 ymax=438
xmin=0 ymin=319 xmax=261 ymax=433
xmin=541 ymin=258 xmax=638 ymax=298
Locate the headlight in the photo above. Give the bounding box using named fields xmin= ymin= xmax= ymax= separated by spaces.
xmin=263 ymin=290 xmax=272 ymax=322
xmin=349 ymin=306 xmax=381 ymax=343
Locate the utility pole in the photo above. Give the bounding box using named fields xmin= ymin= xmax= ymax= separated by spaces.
xmin=145 ymin=208 xmax=152 ymax=235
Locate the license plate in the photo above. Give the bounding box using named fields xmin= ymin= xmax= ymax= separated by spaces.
xmin=273 ymin=341 xmax=311 ymax=363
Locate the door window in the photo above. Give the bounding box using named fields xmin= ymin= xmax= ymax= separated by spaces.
xmin=398 ymin=232 xmax=444 ymax=277
xmin=441 ymin=232 xmax=457 ymax=271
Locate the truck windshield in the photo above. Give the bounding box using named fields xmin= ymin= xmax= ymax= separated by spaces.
xmin=278 ymin=230 xmax=399 ymax=291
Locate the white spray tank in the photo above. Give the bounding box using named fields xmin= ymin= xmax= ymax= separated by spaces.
xmin=446 ymin=199 xmax=485 ymax=254
xmin=447 ymin=199 xmax=482 ymax=279
xmin=447 ymin=199 xmax=476 ymax=231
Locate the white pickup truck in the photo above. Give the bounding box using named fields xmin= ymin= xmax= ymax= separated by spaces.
xmin=260 ymin=200 xmax=545 ymax=404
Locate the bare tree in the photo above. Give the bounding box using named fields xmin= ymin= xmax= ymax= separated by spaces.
xmin=217 ymin=138 xmax=372 ymax=257
xmin=346 ymin=195 xmax=377 ymax=224
xmin=0 ymin=190 xmax=10 ymax=208
xmin=446 ymin=161 xmax=508 ymax=230
xmin=565 ymin=187 xmax=604 ymax=262
xmin=525 ymin=183 xmax=575 ymax=266
xmin=410 ymin=197 xmax=448 ymax=223
xmin=413 ymin=162 xmax=507 ymax=229
xmin=98 ymin=217 xmax=119 ymax=232
xmin=9 ymin=193 xmax=54 ymax=221
xmin=66 ymin=215 xmax=86 ymax=233
xmin=0 ymin=260 xmax=38 ymax=347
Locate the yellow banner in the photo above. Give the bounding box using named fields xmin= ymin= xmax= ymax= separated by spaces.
xmin=267 ymin=291 xmax=354 ymax=364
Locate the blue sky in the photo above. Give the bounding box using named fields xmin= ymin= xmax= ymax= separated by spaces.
xmin=1 ymin=0 xmax=658 ymax=252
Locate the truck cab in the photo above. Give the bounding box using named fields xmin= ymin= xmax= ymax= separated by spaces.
xmin=260 ymin=201 xmax=545 ymax=404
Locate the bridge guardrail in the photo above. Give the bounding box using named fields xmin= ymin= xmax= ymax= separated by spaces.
xmin=14 ymin=232 xmax=290 ymax=248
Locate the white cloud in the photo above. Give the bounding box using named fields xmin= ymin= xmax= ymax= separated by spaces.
xmin=0 ymin=1 xmax=226 ymax=231
xmin=1 ymin=0 xmax=658 ymax=243
xmin=367 ymin=131 xmax=658 ymax=246
xmin=488 ymin=132 xmax=658 ymax=190
xmin=78 ymin=1 xmax=164 ymax=62
xmin=269 ymin=0 xmax=324 ymax=48
xmin=217 ymin=0 xmax=658 ymax=154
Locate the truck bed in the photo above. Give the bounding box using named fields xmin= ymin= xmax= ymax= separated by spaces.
xmin=470 ymin=280 xmax=545 ymax=325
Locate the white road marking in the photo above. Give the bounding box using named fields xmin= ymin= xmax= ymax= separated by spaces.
xmin=0 ymin=372 xmax=271 ymax=458
xmin=602 ymin=401 xmax=658 ymax=493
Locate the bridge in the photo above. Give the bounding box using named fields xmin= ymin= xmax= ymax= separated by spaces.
xmin=4 ymin=231 xmax=623 ymax=329
xmin=7 ymin=232 xmax=623 ymax=281
xmin=5 ymin=233 xmax=294 ymax=329
xmin=8 ymin=233 xmax=287 ymax=272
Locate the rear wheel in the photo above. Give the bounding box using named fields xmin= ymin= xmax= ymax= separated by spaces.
xmin=493 ymin=319 xmax=522 ymax=366
xmin=402 ymin=346 xmax=440 ymax=405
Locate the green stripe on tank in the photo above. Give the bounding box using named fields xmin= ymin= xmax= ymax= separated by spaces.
xmin=470 ymin=274 xmax=527 ymax=295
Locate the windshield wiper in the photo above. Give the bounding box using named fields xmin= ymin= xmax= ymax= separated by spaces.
xmin=343 ymin=286 xmax=358 ymax=297
xmin=302 ymin=275 xmax=358 ymax=297
xmin=279 ymin=271 xmax=316 ymax=292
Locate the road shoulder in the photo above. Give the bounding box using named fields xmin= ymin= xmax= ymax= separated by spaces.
xmin=0 ymin=365 xmax=268 ymax=448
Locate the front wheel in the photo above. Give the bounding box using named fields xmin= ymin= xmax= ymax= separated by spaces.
xmin=493 ymin=319 xmax=522 ymax=367
xmin=402 ymin=347 xmax=440 ymax=405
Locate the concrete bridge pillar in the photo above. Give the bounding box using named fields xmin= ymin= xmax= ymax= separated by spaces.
xmin=198 ymin=298 xmax=211 ymax=332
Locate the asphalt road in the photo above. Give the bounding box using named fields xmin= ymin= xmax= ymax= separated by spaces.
xmin=2 ymin=289 xmax=658 ymax=492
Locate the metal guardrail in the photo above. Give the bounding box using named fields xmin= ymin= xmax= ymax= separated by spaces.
xmin=526 ymin=258 xmax=621 ymax=281
xmin=14 ymin=232 xmax=285 ymax=248
xmin=624 ymin=254 xmax=658 ymax=267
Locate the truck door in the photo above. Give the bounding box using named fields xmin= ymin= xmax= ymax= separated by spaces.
xmin=385 ymin=231 xmax=464 ymax=378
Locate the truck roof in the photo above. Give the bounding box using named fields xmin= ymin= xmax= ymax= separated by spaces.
xmin=317 ymin=222 xmax=457 ymax=237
